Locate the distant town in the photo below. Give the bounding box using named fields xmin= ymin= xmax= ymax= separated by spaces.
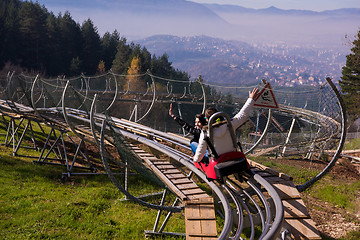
xmin=249 ymin=42 xmax=346 ymax=87
xmin=137 ymin=35 xmax=348 ymax=87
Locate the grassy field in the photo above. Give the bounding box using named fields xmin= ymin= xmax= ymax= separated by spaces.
xmin=1 ymin=119 xmax=360 ymax=239
xmin=0 ymin=123 xmax=185 ymax=239
xmin=344 ymin=137 xmax=360 ymax=150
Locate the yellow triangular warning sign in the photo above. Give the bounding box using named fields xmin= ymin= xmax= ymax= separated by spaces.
xmin=254 ymin=82 xmax=279 ymax=109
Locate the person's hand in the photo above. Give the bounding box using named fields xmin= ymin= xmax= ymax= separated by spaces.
xmin=249 ymin=87 xmax=259 ymax=99
xmin=169 ymin=103 xmax=174 ymax=117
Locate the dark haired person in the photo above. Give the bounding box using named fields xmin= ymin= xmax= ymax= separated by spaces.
xmin=193 ymin=88 xmax=259 ymax=163
xmin=169 ymin=103 xmax=208 ymax=160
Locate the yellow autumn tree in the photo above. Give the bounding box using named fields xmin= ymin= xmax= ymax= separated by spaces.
xmin=126 ymin=56 xmax=146 ymax=92
xmin=97 ymin=60 xmax=106 ymax=73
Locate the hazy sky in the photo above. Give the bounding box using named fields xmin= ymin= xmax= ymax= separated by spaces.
xmin=191 ymin=0 xmax=360 ymax=11
xmin=35 ymin=0 xmax=360 ymax=45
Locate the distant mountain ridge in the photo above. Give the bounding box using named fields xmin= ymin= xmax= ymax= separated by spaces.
xmin=204 ymin=4 xmax=360 ymax=15
xmin=37 ymin=0 xmax=229 ymax=39
xmin=36 ymin=0 xmax=360 ymax=46
xmin=37 ymin=0 xmax=227 ymax=25
xmin=200 ymin=4 xmax=360 ymax=47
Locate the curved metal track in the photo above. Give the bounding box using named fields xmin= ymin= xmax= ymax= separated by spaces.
xmin=0 ymin=71 xmax=346 ymax=239
xmin=92 ymin=111 xmax=284 ymax=239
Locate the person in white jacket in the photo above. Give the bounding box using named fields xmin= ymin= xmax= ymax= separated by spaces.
xmin=193 ymin=88 xmax=259 ymax=163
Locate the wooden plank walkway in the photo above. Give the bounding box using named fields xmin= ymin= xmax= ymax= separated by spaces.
xmin=249 ymin=159 xmax=322 ymax=240
xmin=185 ymin=197 xmax=217 ymax=240
xmin=129 ymin=144 xmax=218 ymax=239
xmin=130 ymin=144 xmax=210 ymax=200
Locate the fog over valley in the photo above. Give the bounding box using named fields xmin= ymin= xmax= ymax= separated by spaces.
xmin=37 ymin=0 xmax=360 ymax=47
xmin=35 ymin=0 xmax=360 ymax=86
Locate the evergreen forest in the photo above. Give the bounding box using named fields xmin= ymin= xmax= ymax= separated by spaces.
xmin=0 ymin=0 xmax=190 ymax=90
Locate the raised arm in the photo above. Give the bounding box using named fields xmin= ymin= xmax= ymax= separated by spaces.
xmin=231 ymin=87 xmax=259 ymax=129
xmin=169 ymin=103 xmax=200 ymax=135
xmin=249 ymin=87 xmax=260 ymax=99
xmin=169 ymin=103 xmax=174 ymax=118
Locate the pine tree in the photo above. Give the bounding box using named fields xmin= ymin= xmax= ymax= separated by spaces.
xmin=339 ymin=30 xmax=360 ymax=122
xmin=58 ymin=11 xmax=82 ymax=75
xmin=69 ymin=56 xmax=81 ymax=76
xmin=18 ymin=1 xmax=47 ymax=70
xmin=0 ymin=0 xmax=22 ymax=69
xmin=112 ymin=37 xmax=130 ymax=74
xmin=44 ymin=12 xmax=61 ymax=75
xmin=101 ymin=30 xmax=120 ymax=71
xmin=140 ymin=46 xmax=151 ymax=73
xmin=81 ymin=19 xmax=101 ymax=75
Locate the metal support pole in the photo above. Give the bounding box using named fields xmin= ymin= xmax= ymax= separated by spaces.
xmin=69 ymin=138 xmax=83 ymax=173
xmin=37 ymin=129 xmax=62 ymax=162
xmin=52 ymin=128 xmax=63 ymax=160
xmin=254 ymin=110 xmax=260 ymax=144
xmin=129 ymin=104 xmax=138 ymax=122
xmin=4 ymin=117 xmax=12 ymax=144
xmin=0 ymin=114 xmax=8 ymax=134
xmin=64 ymin=133 xmax=94 ymax=172
xmin=11 ymin=119 xmax=39 ymax=155
xmin=60 ymin=131 xmax=69 ymax=172
xmin=153 ymin=189 xmax=168 ymax=232
xmin=37 ymin=128 xmax=54 ymax=162
xmin=13 ymin=119 xmax=31 ymax=155
xmin=282 ymin=117 xmax=296 ymax=156
xmin=158 ymin=198 xmax=179 ymax=233
xmin=124 ymin=159 xmax=128 ymax=200
xmin=28 ymin=120 xmax=39 ymax=150
xmin=12 ymin=119 xmax=16 ymax=152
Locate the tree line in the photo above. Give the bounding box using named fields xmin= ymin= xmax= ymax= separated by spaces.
xmin=0 ymin=0 xmax=191 ymax=92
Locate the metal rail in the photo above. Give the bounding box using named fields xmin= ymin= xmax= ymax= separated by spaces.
xmin=296 ymin=77 xmax=346 ymax=192
xmin=84 ymin=107 xmax=285 ymax=239
xmin=3 ymin=72 xmax=348 ymax=238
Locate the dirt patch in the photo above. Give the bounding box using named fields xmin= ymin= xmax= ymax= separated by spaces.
xmin=274 ymin=156 xmax=360 ymax=181
xmin=303 ymin=194 xmax=360 ymax=239
xmin=274 ymin=156 xmax=360 ymax=239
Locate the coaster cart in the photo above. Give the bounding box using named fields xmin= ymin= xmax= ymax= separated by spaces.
xmin=194 ymin=112 xmax=251 ymax=183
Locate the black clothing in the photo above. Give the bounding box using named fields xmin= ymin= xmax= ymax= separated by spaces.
xmin=173 ymin=116 xmax=201 ymax=143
